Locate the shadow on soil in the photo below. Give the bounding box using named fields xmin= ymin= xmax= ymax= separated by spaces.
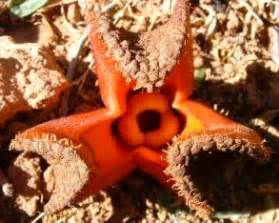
xmin=107 ymin=171 xmax=187 ymax=223
xmin=190 ymin=61 xmax=279 ymax=219
xmin=4 ymin=22 xmax=39 ymax=43
xmin=193 ymin=62 xmax=279 ymax=148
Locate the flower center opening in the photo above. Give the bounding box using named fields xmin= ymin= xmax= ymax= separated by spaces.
xmin=137 ymin=110 xmax=161 ymax=133
xmin=117 ymin=92 xmax=182 ymax=148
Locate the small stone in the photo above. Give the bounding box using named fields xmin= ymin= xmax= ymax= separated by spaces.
xmin=194 ymin=56 xmax=204 ymax=68
xmin=2 ymin=183 xmax=14 ymax=197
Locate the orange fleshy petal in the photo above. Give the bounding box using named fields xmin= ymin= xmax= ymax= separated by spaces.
xmin=90 ymin=17 xmax=133 ymax=114
xmin=10 ymin=109 xmax=135 ymax=214
xmin=133 ymin=147 xmax=169 ymax=185
xmin=128 ymin=92 xmax=169 ymax=114
xmin=118 ymin=114 xmax=145 ymax=146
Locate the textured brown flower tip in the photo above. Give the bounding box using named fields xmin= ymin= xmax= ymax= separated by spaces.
xmin=10 ymin=133 xmax=93 ymax=215
xmin=165 ymin=127 xmax=271 ymax=218
xmin=95 ymin=0 xmax=190 ymax=91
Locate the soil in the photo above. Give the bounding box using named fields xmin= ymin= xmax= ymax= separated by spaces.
xmin=0 ymin=0 xmax=279 ymax=223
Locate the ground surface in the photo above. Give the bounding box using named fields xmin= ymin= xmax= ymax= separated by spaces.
xmin=0 ymin=0 xmax=279 ymax=222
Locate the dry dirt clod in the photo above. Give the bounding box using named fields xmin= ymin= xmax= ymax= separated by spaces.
xmin=7 ymin=152 xmax=44 ymax=217
xmin=0 ymin=37 xmax=68 ymax=126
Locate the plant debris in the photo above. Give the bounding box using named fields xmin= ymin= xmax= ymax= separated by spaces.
xmin=8 ymin=0 xmax=50 ymax=18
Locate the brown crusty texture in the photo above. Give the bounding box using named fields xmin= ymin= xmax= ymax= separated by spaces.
xmin=96 ymin=0 xmax=189 ymax=91
xmin=10 ymin=133 xmax=91 ymax=215
xmin=8 ymin=152 xmax=43 ymax=217
xmin=0 ymin=37 xmax=67 ymax=126
xmin=165 ymin=128 xmax=271 ymax=219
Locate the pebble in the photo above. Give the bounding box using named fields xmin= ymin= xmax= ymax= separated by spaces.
xmin=194 ymin=56 xmax=204 ymax=68
xmin=2 ymin=183 xmax=14 ymax=197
